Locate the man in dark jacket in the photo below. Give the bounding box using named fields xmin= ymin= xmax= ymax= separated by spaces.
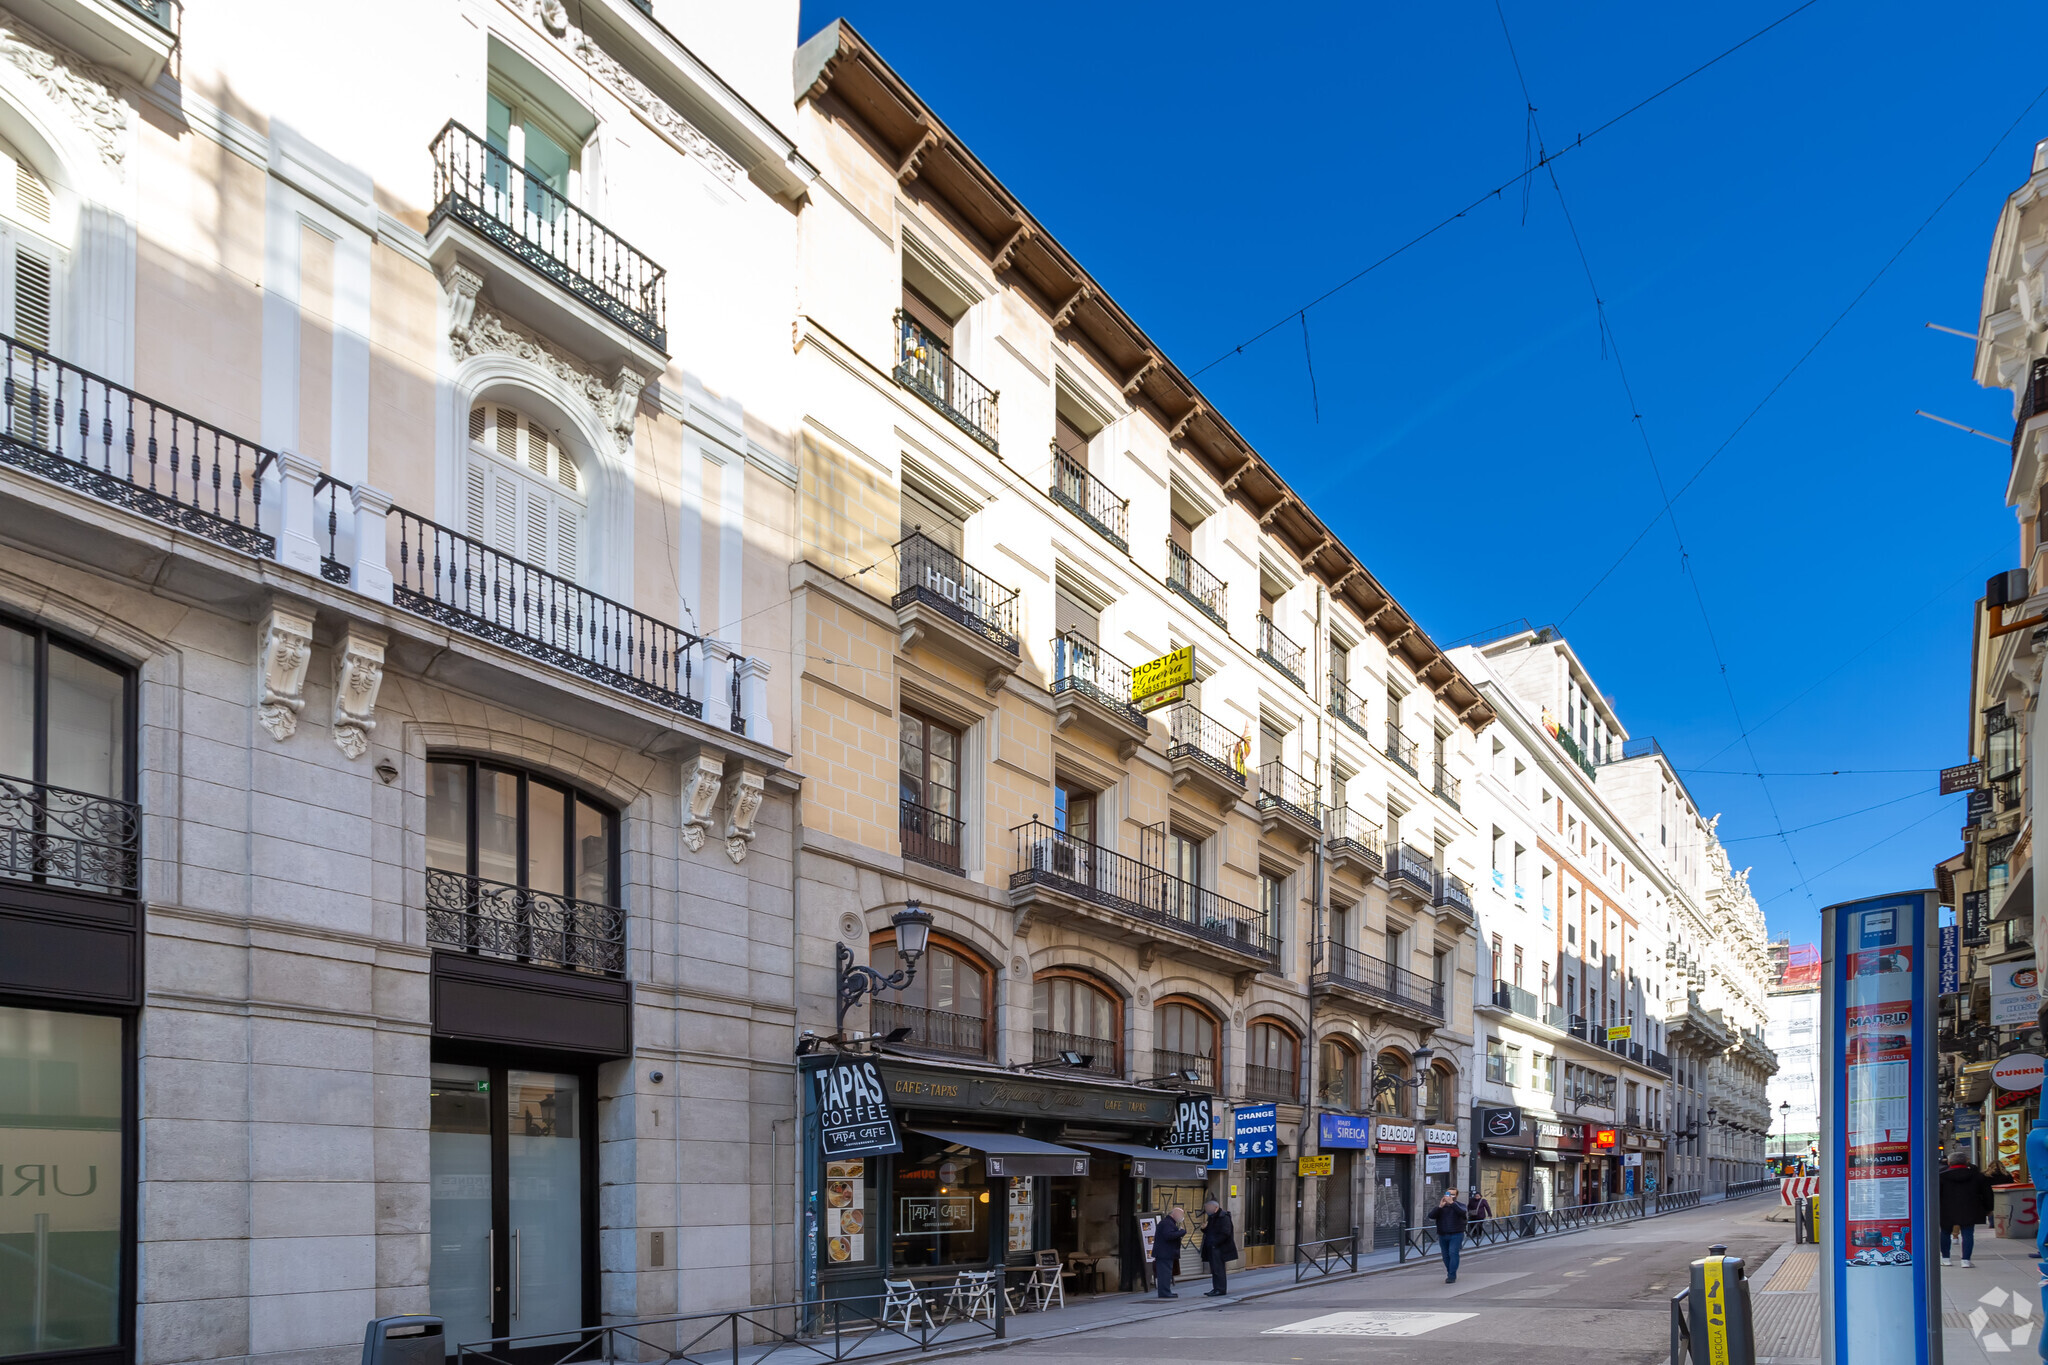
xmin=1939 ymin=1157 xmax=1997 ymax=1267
xmin=1200 ymin=1198 xmax=1238 ymax=1296
xmin=1152 ymin=1206 xmax=1186 ymax=1298
xmin=1428 ymin=1191 xmax=1470 ymax=1283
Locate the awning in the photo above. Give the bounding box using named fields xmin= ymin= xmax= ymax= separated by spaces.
xmin=1071 ymin=1140 xmax=1208 ymax=1180
xmin=1961 ymin=1060 xmax=1996 ymax=1105
xmin=911 ymin=1129 xmax=1091 ymax=1178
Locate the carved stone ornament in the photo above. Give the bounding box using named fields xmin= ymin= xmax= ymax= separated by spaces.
xmin=514 ymin=0 xmax=741 ymax=184
xmin=331 ymin=626 xmax=387 ymax=760
xmin=840 ymin=912 xmax=862 ymax=941
xmin=256 ymin=606 xmax=316 ymax=742
xmin=452 ymin=305 xmax=645 ymax=452
xmin=1136 ymin=988 xmax=1150 ymax=1008
xmin=0 ymin=20 xmax=129 ymax=178
xmin=442 ymin=260 xmax=485 ymax=347
xmin=724 ymin=768 xmax=766 ymax=864
xmin=680 ymin=753 xmax=724 ymax=853
xmin=1011 ymin=956 xmax=1025 ymax=976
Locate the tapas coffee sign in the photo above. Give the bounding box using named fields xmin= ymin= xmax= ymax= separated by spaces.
xmin=816 ymin=1059 xmax=902 ymax=1158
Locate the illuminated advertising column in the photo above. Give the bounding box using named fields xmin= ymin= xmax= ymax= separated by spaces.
xmin=1820 ymin=890 xmax=1938 ymax=1365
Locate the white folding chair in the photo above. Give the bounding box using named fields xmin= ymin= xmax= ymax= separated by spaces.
xmin=881 ymin=1278 xmax=934 ymax=1333
xmin=1029 ymin=1250 xmax=1066 ymax=1310
xmin=945 ymin=1270 xmax=997 ymax=1323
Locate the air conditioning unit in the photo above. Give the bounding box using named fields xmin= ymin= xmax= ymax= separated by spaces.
xmin=1030 ymin=837 xmax=1082 ymax=881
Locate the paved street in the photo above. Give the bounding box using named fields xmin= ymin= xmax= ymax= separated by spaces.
xmin=975 ymin=1199 xmax=1786 ymax=1365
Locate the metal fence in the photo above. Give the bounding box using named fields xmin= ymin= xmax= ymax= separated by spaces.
xmin=1256 ymin=614 xmax=1305 ymax=684
xmin=0 ymin=774 xmax=140 ymax=896
xmin=1294 ymin=1231 xmax=1360 ymax=1281
xmin=1324 ymin=806 xmax=1383 ymax=873
xmin=1327 ymin=674 xmax=1370 ymax=740
xmin=1166 ymin=539 xmax=1226 ymax=626
xmin=893 ymin=531 xmax=1019 ymax=654
xmin=1167 ymin=703 xmax=1246 ymax=790
xmin=1384 ymin=722 xmax=1419 ymax=774
xmin=1050 ymin=630 xmax=1146 ymax=730
xmin=872 ymin=1000 xmax=987 ymax=1061
xmin=423 ymin=868 xmax=626 ymax=975
xmin=1398 ymin=1189 xmax=1705 ymax=1261
xmin=896 ymin=314 xmax=998 ymax=451
xmin=899 ymin=799 xmax=963 ymax=872
xmin=1048 ymin=444 xmax=1128 ymax=550
xmin=1011 ymin=819 xmax=1274 ymax=956
xmin=1312 ymin=941 xmax=1443 ymax=1019
xmin=1256 ymin=759 xmax=1321 ymax=829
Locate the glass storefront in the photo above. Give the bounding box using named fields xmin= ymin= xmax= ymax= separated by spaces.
xmin=0 ymin=1006 xmax=125 ymax=1359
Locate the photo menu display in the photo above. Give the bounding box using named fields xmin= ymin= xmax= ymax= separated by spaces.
xmin=1842 ymin=907 xmax=1914 ymax=1268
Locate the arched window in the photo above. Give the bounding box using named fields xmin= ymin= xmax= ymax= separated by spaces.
xmin=1154 ymin=1000 xmax=1216 ymax=1088
xmin=1373 ymin=1049 xmax=1412 ymax=1117
xmin=1422 ymin=1063 xmax=1454 ymax=1123
xmin=1318 ymin=1037 xmax=1359 ymax=1112
xmin=466 ymin=402 xmax=585 ymax=577
xmin=1032 ymin=972 xmax=1119 ymax=1075
xmin=0 ymin=135 xmax=59 ymax=353
xmin=871 ymin=936 xmax=988 ymax=1060
xmin=1245 ymin=1020 xmax=1299 ymax=1102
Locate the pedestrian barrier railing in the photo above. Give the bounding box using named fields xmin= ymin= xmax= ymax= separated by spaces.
xmin=1293 ymin=1230 xmax=1360 ymax=1281
xmin=452 ymin=1277 xmax=1006 ymax=1365
xmin=1723 ymin=1177 xmax=1775 ymax=1198
xmin=1397 ymin=1189 xmax=1705 ymax=1262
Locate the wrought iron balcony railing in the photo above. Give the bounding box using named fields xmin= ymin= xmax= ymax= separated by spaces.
xmin=1327 ymin=674 xmax=1369 ymax=741
xmin=1256 ymin=759 xmax=1321 ymax=830
xmin=1385 ymin=841 xmax=1434 ymax=896
xmin=1244 ymin=1063 xmax=1298 ymax=1103
xmin=118 ymin=0 xmax=176 ymax=32
xmin=1257 ymin=615 xmax=1306 ymax=687
xmin=2016 ymin=355 xmax=2048 ymax=460
xmin=1312 ymin=940 xmax=1444 ymax=1019
xmin=872 ymin=1000 xmax=988 ymax=1060
xmin=896 ymin=314 xmax=998 ymax=451
xmin=900 ymin=799 xmax=964 ymax=872
xmin=314 ymin=475 xmax=353 ymax=584
xmin=0 ymin=332 xmax=276 ymax=557
xmin=1033 ymin=1027 xmax=1120 ymax=1077
xmin=1433 ymin=761 xmax=1461 ymax=810
xmin=1049 ymin=444 xmax=1128 ymax=551
xmin=429 ymin=121 xmax=666 ymax=350
xmin=1166 ymin=540 xmax=1227 ymax=627
xmin=0 ymin=774 xmax=140 ymax=896
xmin=424 ymin=867 xmax=625 ymax=975
xmin=1012 ymin=819 xmax=1275 ymax=957
xmin=1491 ymin=980 xmax=1540 ymax=1019
xmin=391 ymin=507 xmax=705 ymax=717
xmin=893 ymin=531 xmax=1019 ymax=655
xmin=1167 ymin=702 xmax=1247 ymax=790
xmin=1051 ymin=630 xmax=1147 ymax=730
xmin=1325 ymin=805 xmax=1383 ymax=873
xmin=1434 ymin=871 xmax=1473 ymax=917
xmin=1154 ymin=1047 xmax=1215 ymax=1089
xmin=1384 ymin=722 xmax=1419 ymax=775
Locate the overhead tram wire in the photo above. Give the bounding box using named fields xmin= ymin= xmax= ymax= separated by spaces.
xmin=1757 ymin=801 xmax=1958 ymax=908
xmin=1558 ymin=76 xmax=2048 ymax=626
xmin=1187 ymin=0 xmax=1825 ymax=378
xmin=1492 ymin=0 xmax=1822 ymax=911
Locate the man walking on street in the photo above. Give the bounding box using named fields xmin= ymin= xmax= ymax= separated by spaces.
xmin=1152 ymin=1205 xmax=1186 ymax=1298
xmin=1429 ymin=1190 xmax=1469 ymax=1283
xmin=1939 ymin=1154 xmax=1996 ymax=1267
xmin=1200 ymin=1198 xmax=1238 ymax=1297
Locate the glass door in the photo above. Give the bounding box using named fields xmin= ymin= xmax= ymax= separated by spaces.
xmin=429 ymin=1063 xmax=589 ymax=1354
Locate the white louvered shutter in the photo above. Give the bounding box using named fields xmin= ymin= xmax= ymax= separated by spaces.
xmin=466 ymin=405 xmax=587 ymax=588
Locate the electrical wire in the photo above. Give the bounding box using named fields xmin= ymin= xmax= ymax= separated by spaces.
xmin=1757 ymin=801 xmax=1957 ymax=907
xmin=1718 ymin=789 xmax=1940 ymax=841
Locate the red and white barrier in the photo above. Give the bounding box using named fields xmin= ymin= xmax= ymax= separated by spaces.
xmin=1781 ymin=1175 xmax=1819 ymax=1204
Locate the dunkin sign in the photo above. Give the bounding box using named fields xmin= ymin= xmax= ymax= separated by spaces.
xmin=1993 ymin=1053 xmax=2045 ymax=1092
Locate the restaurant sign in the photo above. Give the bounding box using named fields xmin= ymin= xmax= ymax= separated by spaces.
xmin=1164 ymin=1094 xmax=1215 ymax=1158
xmin=1424 ymin=1126 xmax=1459 ymax=1152
xmin=1375 ymin=1122 xmax=1418 ymax=1154
xmin=875 ymin=1062 xmax=1170 ymax=1127
xmin=816 ymin=1058 xmax=901 ymax=1158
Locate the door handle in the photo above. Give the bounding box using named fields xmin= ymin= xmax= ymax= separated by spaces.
xmin=487 ymin=1229 xmax=496 ymax=1305
xmin=511 ymin=1228 xmax=521 ymax=1317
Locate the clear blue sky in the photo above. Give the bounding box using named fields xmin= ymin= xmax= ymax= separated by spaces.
xmin=796 ymin=1 xmax=2036 ymax=948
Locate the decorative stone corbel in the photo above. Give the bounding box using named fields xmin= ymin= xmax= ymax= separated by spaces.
xmin=441 ymin=260 xmax=485 ymax=348
xmin=983 ymin=666 xmax=1010 ymax=697
xmin=331 ymin=626 xmax=387 ymax=759
xmin=1233 ymin=969 xmax=1258 ymax=998
xmin=1137 ymin=942 xmax=1160 ymax=971
xmin=256 ymin=606 xmax=316 ymax=741
xmin=610 ymin=366 xmax=653 ymax=445
xmin=681 ymin=752 xmax=725 ymax=852
xmin=724 ymin=767 xmax=767 ymax=864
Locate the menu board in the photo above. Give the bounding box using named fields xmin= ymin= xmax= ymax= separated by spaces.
xmin=1842 ymin=913 xmax=1914 ymax=1269
xmin=823 ymin=1158 xmax=867 ymax=1265
xmin=1008 ymin=1176 xmax=1034 ymax=1253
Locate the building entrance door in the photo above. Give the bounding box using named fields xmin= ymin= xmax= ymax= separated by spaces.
xmin=430 ymin=1063 xmax=591 ymax=1354
xmin=1372 ymin=1154 xmax=1411 ymax=1248
xmin=1243 ymin=1158 xmax=1277 ymax=1265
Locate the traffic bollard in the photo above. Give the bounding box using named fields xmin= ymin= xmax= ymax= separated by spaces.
xmin=362 ymin=1317 xmax=442 ymax=1365
xmin=1671 ymin=1244 xmax=1756 ymax=1365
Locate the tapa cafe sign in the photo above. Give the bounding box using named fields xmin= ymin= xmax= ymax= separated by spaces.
xmin=815 ymin=1059 xmax=901 ymax=1157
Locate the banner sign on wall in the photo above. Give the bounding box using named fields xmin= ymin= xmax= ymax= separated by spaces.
xmin=1319 ymin=1112 xmax=1373 ymax=1149
xmin=1234 ymin=1103 xmax=1279 ymax=1158
xmin=1967 ymin=789 xmax=1994 ymax=826
xmin=1164 ymin=1094 xmax=1214 ymax=1158
xmin=1989 ymin=960 xmax=2038 ymax=1027
xmin=1962 ymin=890 xmax=1990 ymax=947
xmin=1375 ymin=1123 xmax=1418 ymax=1154
xmin=816 ymin=1058 xmax=902 ymax=1158
xmin=1941 ymin=761 xmax=1985 ymax=795
xmin=1478 ymin=1106 xmax=1524 ymax=1139
xmin=1939 ymin=926 xmax=1959 ymax=996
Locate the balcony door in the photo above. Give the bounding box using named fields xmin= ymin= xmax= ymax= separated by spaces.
xmin=898 ymin=710 xmax=961 ymax=870
xmin=464 ymin=405 xmax=584 ymax=582
xmin=868 ymin=938 xmax=988 ymax=1060
xmin=429 ymin=1062 xmax=593 ymax=1355
xmin=1 ymin=614 xmax=133 ymax=894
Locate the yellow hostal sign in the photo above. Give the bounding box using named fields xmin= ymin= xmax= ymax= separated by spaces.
xmin=1132 ymin=646 xmax=1195 ymax=703
xmin=1297 ymin=1155 xmax=1334 ymax=1178
xmin=1607 ymin=1025 xmax=1631 ymax=1041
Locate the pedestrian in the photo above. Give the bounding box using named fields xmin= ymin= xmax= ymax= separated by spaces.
xmin=1152 ymin=1205 xmax=1186 ymax=1298
xmin=1468 ymin=1186 xmax=1493 ymax=1234
xmin=1939 ymin=1156 xmax=1997 ymax=1268
xmin=1428 ymin=1190 xmax=1469 ymax=1283
xmin=1200 ymin=1198 xmax=1238 ymax=1297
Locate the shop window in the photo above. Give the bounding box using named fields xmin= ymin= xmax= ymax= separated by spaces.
xmin=1154 ymin=1000 xmax=1216 ymax=1088
xmin=0 ymin=1004 xmax=126 ymax=1357
xmin=1033 ymin=973 xmax=1118 ymax=1075
xmin=1318 ymin=1038 xmax=1358 ymax=1110
xmin=1373 ymin=1049 xmax=1411 ymax=1117
xmin=1245 ymin=1020 xmax=1298 ymax=1103
xmin=871 ymin=938 xmax=988 ymax=1061
xmin=1421 ymin=1063 xmax=1452 ymax=1122
xmin=1 ymin=614 xmax=134 ymax=895
xmin=465 ymin=404 xmax=585 ymax=579
xmin=899 ymin=709 xmax=963 ymax=871
xmin=891 ymin=1131 xmax=990 ymax=1269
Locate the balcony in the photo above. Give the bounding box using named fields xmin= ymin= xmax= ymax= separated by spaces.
xmin=892 ymin=531 xmax=1021 ymax=692
xmin=1033 ymin=1027 xmax=1121 ymax=1078
xmin=391 ymin=508 xmax=711 ymax=719
xmin=1256 ymin=759 xmax=1321 ymax=844
xmin=1324 ymin=805 xmax=1383 ymax=879
xmin=900 ymin=799 xmax=964 ymax=873
xmin=1048 ymin=444 xmax=1128 ymax=551
xmin=2015 ymin=355 xmax=2048 ymax=462
xmin=1433 ymin=761 xmax=1461 ymax=810
xmin=1256 ymin=615 xmax=1306 ymax=688
xmin=1311 ymin=940 xmax=1445 ymax=1023
xmin=1166 ymin=540 xmax=1227 ymax=628
xmin=1155 ymin=1048 xmax=1216 ymax=1090
xmin=1244 ymin=1064 xmax=1298 ymax=1104
xmin=1327 ymin=675 xmax=1370 ymax=742
xmin=424 ymin=867 xmax=625 ymax=976
xmin=1384 ymin=722 xmax=1419 ymax=776
xmin=895 ymin=314 xmax=998 ymax=453
xmin=1 ymin=332 xmax=277 ymax=559
xmin=1385 ymin=841 xmax=1434 ymax=903
xmin=428 ymin=121 xmax=667 ymax=361
xmin=1433 ymin=870 xmax=1474 ymax=920
xmin=10 ymin=0 xmax=177 ymax=84
xmin=1050 ymin=630 xmax=1150 ymax=758
xmin=1166 ymin=702 xmax=1248 ymax=811
xmin=1011 ymin=819 xmax=1277 ymax=973
xmin=1 ymin=774 xmax=139 ymax=897
xmin=872 ymin=1000 xmax=988 ymax=1061
xmin=1489 ymin=980 xmax=1540 ymax=1020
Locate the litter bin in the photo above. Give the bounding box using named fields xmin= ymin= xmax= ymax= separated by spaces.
xmin=1993 ymin=1184 xmax=2038 ymax=1240
xmin=363 ymin=1317 xmax=443 ymax=1365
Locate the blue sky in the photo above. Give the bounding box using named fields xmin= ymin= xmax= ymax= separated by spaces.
xmin=796 ymin=1 xmax=2038 ymax=947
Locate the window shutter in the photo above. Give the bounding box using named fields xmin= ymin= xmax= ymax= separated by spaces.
xmin=11 ymin=244 xmax=52 ymax=350
xmin=464 ymin=465 xmax=489 ymax=540
xmin=524 ymin=490 xmax=549 ymax=566
xmin=1054 ymin=588 xmax=1096 ymax=639
xmin=469 ymin=406 xmax=486 ymax=442
xmin=493 ymin=472 xmax=516 ymax=550
xmin=555 ymin=504 xmax=578 ymax=578
xmin=527 ymin=423 xmax=548 ymax=475
xmin=13 ymin=163 xmax=50 ymax=227
xmin=496 ymin=408 xmax=518 ymax=459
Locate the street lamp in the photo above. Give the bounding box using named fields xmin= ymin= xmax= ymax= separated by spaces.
xmin=1779 ymin=1100 xmax=1791 ymax=1167
xmin=833 ymin=900 xmax=934 ymax=1039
